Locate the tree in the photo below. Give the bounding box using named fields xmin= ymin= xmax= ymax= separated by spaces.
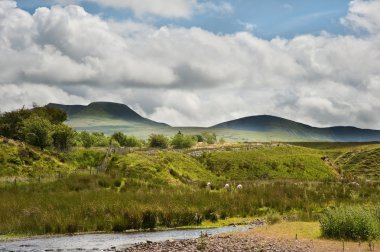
xmin=79 ymin=131 xmax=93 ymax=148
xmin=52 ymin=124 xmax=75 ymax=151
xmin=148 ymin=134 xmax=169 ymax=148
xmin=32 ymin=107 xmax=67 ymax=124
xmin=124 ymin=135 xmax=142 ymax=147
xmin=194 ymin=134 xmax=204 ymax=142
xmin=111 ymin=132 xmax=127 ymax=146
xmin=22 ymin=116 xmax=52 ymax=150
xmin=0 ymin=106 xmax=67 ymax=140
xmin=171 ymin=132 xmax=196 ymax=149
xmin=91 ymin=132 xmax=110 ymax=147
xmin=0 ymin=108 xmax=32 ymax=139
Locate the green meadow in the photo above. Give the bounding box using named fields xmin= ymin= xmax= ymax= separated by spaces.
xmin=1 ymin=135 xmax=380 ymax=240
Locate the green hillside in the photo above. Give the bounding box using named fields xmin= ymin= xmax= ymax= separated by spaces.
xmin=289 ymin=142 xmax=380 ymax=182
xmin=3 ymin=137 xmax=380 ymax=236
xmin=197 ymin=146 xmax=334 ymax=180
xmin=212 ymin=115 xmax=380 ymax=142
xmin=0 ymin=138 xmax=74 ymax=178
xmin=108 ymin=151 xmax=221 ymax=185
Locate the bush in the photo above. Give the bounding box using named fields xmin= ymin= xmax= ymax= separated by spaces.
xmin=148 ymin=134 xmax=169 ymax=148
xmin=142 ymin=211 xmax=157 ymax=229
xmin=22 ymin=116 xmax=52 ymax=150
xmin=320 ymin=206 xmax=380 ymax=241
xmin=201 ymin=132 xmax=217 ymax=144
xmin=171 ymin=132 xmax=196 ymax=149
xmin=266 ymin=212 xmax=282 ymax=225
xmin=52 ymin=124 xmax=75 ymax=151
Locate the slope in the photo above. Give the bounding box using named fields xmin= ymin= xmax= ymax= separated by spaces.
xmin=212 ymin=115 xmax=380 ymax=142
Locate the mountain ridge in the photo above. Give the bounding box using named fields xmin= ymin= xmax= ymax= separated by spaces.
xmin=47 ymin=102 xmax=169 ymax=127
xmin=211 ymin=114 xmax=380 ymax=142
xmin=46 ymin=102 xmax=380 ymax=142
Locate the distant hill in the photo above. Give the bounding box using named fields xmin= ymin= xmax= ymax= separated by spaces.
xmin=46 ymin=102 xmax=380 ymax=142
xmin=211 ymin=115 xmax=380 ymax=142
xmin=47 ymin=102 xmax=167 ymax=126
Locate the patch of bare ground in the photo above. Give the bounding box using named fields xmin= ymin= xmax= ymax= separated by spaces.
xmin=126 ymin=222 xmax=380 ymax=252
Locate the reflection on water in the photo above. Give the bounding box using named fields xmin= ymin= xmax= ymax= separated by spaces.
xmin=0 ymin=226 xmax=249 ymax=251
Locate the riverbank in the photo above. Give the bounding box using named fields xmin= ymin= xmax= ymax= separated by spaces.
xmin=126 ymin=222 xmax=380 ymax=252
xmin=0 ymin=217 xmax=255 ymax=242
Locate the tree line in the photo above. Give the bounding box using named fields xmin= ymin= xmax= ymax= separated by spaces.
xmin=0 ymin=106 xmax=222 ymax=151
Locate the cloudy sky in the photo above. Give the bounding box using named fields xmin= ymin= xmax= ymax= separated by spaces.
xmin=1 ymin=0 xmax=380 ymax=128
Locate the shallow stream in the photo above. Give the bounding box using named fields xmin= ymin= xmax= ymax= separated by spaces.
xmin=0 ymin=226 xmax=250 ymax=251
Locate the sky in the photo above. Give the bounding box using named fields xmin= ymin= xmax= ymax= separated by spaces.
xmin=0 ymin=0 xmax=380 ymax=128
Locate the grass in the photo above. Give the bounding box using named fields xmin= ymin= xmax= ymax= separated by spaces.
xmin=2 ymin=176 xmax=380 ymax=236
xmin=320 ymin=206 xmax=380 ymax=241
xmin=2 ymin=138 xmax=380 ymax=238
xmin=197 ymin=146 xmax=335 ymax=180
xmin=250 ymin=221 xmax=321 ymax=240
xmin=290 ymin=142 xmax=380 ymax=182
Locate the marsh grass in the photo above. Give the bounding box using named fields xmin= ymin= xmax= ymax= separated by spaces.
xmin=1 ymin=174 xmax=380 ymax=236
xmin=320 ymin=206 xmax=380 ymax=241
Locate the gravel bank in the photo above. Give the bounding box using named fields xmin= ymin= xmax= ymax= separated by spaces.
xmin=125 ymin=234 xmax=313 ymax=252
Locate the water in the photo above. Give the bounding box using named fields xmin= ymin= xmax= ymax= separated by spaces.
xmin=0 ymin=226 xmax=250 ymax=252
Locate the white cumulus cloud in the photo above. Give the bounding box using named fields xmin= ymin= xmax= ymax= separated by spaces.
xmin=0 ymin=0 xmax=380 ymax=129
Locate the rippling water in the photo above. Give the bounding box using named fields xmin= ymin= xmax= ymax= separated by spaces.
xmin=0 ymin=226 xmax=249 ymax=252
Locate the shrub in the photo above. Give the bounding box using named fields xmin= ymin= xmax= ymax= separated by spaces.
xmin=320 ymin=206 xmax=380 ymax=241
xmin=51 ymin=124 xmax=75 ymax=151
xmin=148 ymin=134 xmax=169 ymax=148
xmin=171 ymin=132 xmax=196 ymax=149
xmin=22 ymin=116 xmax=52 ymax=150
xmin=266 ymin=212 xmax=282 ymax=225
xmin=142 ymin=211 xmax=157 ymax=229
xmin=202 ymin=132 xmax=217 ymax=144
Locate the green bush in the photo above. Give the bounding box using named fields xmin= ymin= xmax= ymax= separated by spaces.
xmin=320 ymin=206 xmax=380 ymax=241
xmin=171 ymin=132 xmax=196 ymax=149
xmin=266 ymin=212 xmax=282 ymax=225
xmin=148 ymin=134 xmax=169 ymax=148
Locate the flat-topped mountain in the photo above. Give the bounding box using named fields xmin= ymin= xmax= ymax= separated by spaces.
xmin=46 ymin=102 xmax=380 ymax=142
xmin=47 ymin=102 xmax=168 ymax=127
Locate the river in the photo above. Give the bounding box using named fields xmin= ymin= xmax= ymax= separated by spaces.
xmin=0 ymin=226 xmax=250 ymax=251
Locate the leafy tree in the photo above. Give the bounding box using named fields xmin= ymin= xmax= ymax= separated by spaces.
xmin=22 ymin=116 xmax=52 ymax=150
xmin=171 ymin=132 xmax=196 ymax=149
xmin=52 ymin=124 xmax=75 ymax=151
xmin=79 ymin=131 xmax=93 ymax=148
xmin=0 ymin=106 xmax=67 ymax=140
xmin=194 ymin=134 xmax=204 ymax=142
xmin=0 ymin=108 xmax=32 ymax=139
xmin=111 ymin=132 xmax=127 ymax=146
xmin=91 ymin=132 xmax=110 ymax=147
xmin=148 ymin=134 xmax=169 ymax=148
xmin=32 ymin=107 xmax=67 ymax=124
xmin=124 ymin=136 xmax=142 ymax=147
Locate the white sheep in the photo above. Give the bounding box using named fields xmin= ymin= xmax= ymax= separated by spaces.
xmin=237 ymin=184 xmax=243 ymax=190
xmin=224 ymin=183 xmax=230 ymax=190
xmin=206 ymin=182 xmax=211 ymax=189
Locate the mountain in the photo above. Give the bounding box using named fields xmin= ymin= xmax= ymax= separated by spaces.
xmin=47 ymin=102 xmax=167 ymax=126
xmin=46 ymin=102 xmax=170 ymax=137
xmin=211 ymin=115 xmax=380 ymax=142
xmin=46 ymin=102 xmax=380 ymax=142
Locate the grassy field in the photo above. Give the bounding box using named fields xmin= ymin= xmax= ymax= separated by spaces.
xmin=289 ymin=142 xmax=380 ymax=181
xmin=1 ymin=138 xmax=380 ymax=238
